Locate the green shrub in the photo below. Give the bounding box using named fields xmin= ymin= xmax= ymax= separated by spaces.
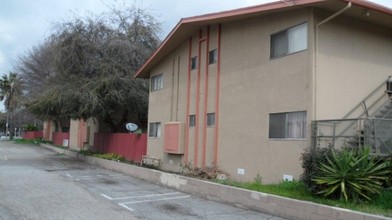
xmin=300 ymin=146 xmax=332 ymax=193
xmin=23 ymin=124 xmax=39 ymax=131
xmin=14 ymin=138 xmax=42 ymax=145
xmin=371 ymin=189 xmax=392 ymax=210
xmin=386 ymin=156 xmax=392 ymax=188
xmin=78 ymin=149 xmax=94 ymax=156
xmin=313 ymin=147 xmax=391 ymax=203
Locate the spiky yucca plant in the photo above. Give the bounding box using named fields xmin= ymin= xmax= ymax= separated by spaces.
xmin=313 ymin=147 xmax=390 ymax=203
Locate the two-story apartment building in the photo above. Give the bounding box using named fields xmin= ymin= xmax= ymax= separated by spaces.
xmin=135 ymin=0 xmax=392 ymax=183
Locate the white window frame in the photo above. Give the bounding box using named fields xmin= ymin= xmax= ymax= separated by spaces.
xmin=151 ymin=74 xmax=163 ymax=91
xmin=149 ymin=122 xmax=161 ymax=138
xmin=269 ymin=111 xmax=307 ymax=140
xmin=270 ymin=22 xmax=308 ymax=59
xmin=207 ymin=113 xmax=215 ymax=127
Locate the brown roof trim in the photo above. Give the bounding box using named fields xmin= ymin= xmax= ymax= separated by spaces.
xmin=180 ymin=0 xmax=322 ymax=23
xmin=345 ymin=0 xmax=392 ymax=15
xmin=134 ymin=0 xmax=392 ymax=78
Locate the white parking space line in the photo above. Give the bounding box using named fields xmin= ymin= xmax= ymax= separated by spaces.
xmin=121 ymin=195 xmax=191 ymax=205
xmin=118 ymin=203 xmax=135 ymax=212
xmin=100 ymin=192 xmax=180 ymax=200
xmin=118 ymin=195 xmax=191 ymax=212
xmin=101 ymin=192 xmax=191 ymax=212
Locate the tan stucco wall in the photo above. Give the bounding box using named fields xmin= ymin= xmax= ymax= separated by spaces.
xmin=69 ymin=118 xmax=99 ymax=150
xmin=43 ymin=120 xmax=55 ymax=141
xmin=87 ymin=118 xmax=99 ymax=147
xmin=315 ymin=11 xmax=392 ymax=120
xmin=146 ymin=7 xmax=392 ymax=183
xmin=218 ymin=9 xmax=312 ymax=183
xmin=147 ymin=40 xmax=190 ymax=172
xmin=147 ymin=9 xmax=313 ymax=183
xmin=69 ymin=119 xmax=79 ymax=150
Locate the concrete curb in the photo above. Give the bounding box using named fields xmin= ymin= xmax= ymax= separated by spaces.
xmin=41 ymin=144 xmax=390 ymax=220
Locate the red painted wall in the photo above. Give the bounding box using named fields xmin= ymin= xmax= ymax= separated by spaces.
xmin=93 ymin=133 xmax=147 ymax=163
xmin=22 ymin=131 xmax=43 ymax=140
xmin=52 ymin=132 xmax=70 ymax=146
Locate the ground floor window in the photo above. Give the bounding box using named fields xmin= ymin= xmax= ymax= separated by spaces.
xmin=269 ymin=111 xmax=306 ymax=139
xmin=149 ymin=122 xmax=161 ymax=138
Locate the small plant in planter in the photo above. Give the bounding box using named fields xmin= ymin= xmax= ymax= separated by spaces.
xmin=313 ymin=147 xmax=391 ymax=203
xmin=180 ymin=162 xmax=228 ymax=180
xmin=93 ymin=153 xmax=125 ymax=162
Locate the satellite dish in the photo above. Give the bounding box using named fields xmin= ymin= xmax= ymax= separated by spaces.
xmin=125 ymin=123 xmax=138 ymax=132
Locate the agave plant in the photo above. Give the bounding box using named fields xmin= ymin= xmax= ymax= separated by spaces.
xmin=313 ymin=147 xmax=390 ymax=203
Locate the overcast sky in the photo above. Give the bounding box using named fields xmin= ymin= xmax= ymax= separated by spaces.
xmin=0 ymin=0 xmax=392 ymax=75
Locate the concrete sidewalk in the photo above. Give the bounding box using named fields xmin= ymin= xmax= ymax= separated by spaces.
xmin=40 ymin=143 xmax=391 ymax=220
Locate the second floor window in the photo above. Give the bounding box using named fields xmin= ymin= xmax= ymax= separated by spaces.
xmin=151 ymin=74 xmax=163 ymax=91
xmin=270 ymin=22 xmax=307 ymax=58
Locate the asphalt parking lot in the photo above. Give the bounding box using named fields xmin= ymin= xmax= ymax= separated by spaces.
xmin=0 ymin=141 xmax=286 ymax=220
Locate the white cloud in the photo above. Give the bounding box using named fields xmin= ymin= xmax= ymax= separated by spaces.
xmin=0 ymin=20 xmax=14 ymax=43
xmin=0 ymin=51 xmax=4 ymax=65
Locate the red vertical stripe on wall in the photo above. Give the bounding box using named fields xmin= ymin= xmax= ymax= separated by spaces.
xmin=194 ymin=30 xmax=203 ymax=167
xmin=213 ymin=24 xmax=222 ymax=166
xmin=184 ymin=37 xmax=192 ymax=164
xmin=202 ymin=26 xmax=210 ymax=168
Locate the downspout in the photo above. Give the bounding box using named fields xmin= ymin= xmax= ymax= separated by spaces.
xmin=314 ymin=2 xmax=351 ymax=120
xmin=317 ymin=2 xmax=351 ymax=27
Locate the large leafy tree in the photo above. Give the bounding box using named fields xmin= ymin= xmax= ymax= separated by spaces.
xmin=19 ymin=6 xmax=160 ymax=132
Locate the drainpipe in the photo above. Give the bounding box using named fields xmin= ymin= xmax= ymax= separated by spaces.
xmin=314 ymin=2 xmax=351 ymax=121
xmin=317 ymin=2 xmax=351 ymax=27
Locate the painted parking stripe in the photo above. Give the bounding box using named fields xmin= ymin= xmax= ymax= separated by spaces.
xmin=121 ymin=195 xmax=191 ymax=205
xmin=118 ymin=203 xmax=135 ymax=212
xmin=118 ymin=195 xmax=191 ymax=212
xmin=101 ymin=192 xmax=180 ymax=200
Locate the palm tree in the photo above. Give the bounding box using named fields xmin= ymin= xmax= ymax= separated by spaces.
xmin=0 ymin=72 xmax=21 ymax=137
